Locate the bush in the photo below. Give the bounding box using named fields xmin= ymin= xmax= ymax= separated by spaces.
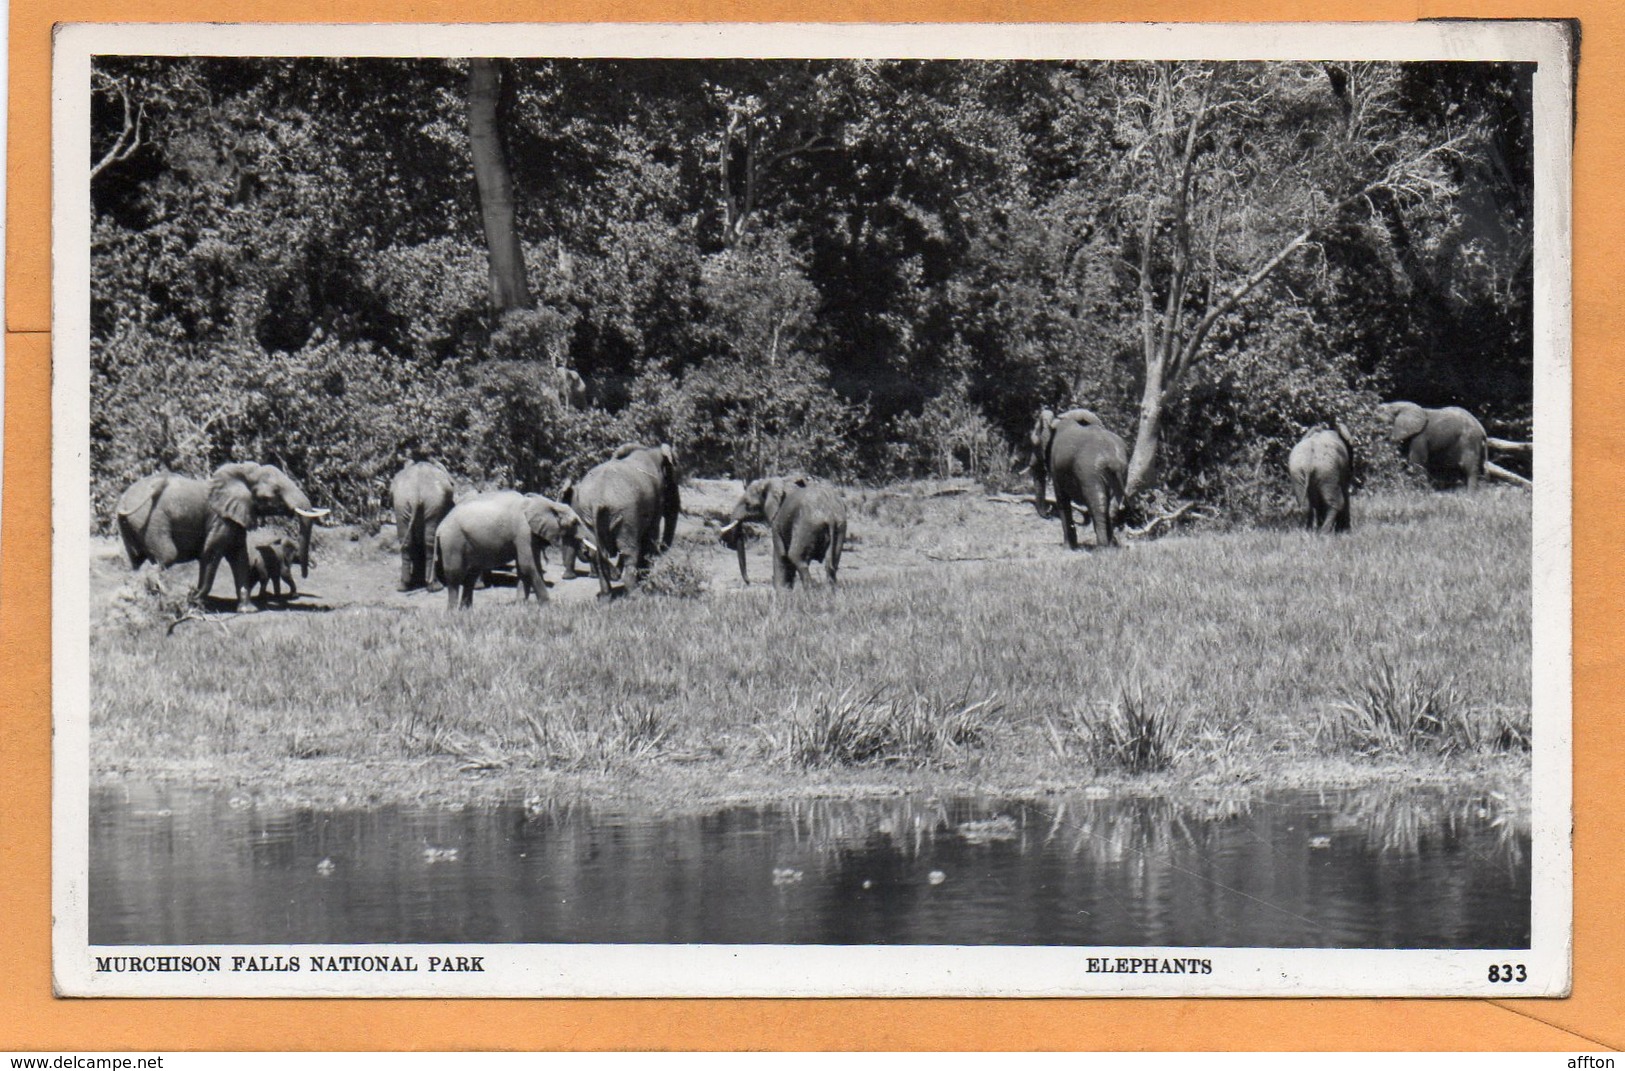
xmin=762 ymin=686 xmax=1002 ymax=768
xmin=1044 ymin=683 xmax=1187 ymax=774
xmin=1329 ymin=654 xmax=1509 ymax=756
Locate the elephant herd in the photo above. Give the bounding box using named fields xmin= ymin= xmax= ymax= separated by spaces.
xmin=114 ymin=443 xmax=851 ymax=613
xmin=110 ymin=399 xmax=1496 ymax=613
xmin=1027 ymin=398 xmax=1494 ymax=542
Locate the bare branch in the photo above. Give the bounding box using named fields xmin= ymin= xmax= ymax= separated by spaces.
xmin=91 ymin=72 xmax=145 ymax=181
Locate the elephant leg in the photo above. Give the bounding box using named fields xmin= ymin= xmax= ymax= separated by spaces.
xmin=445 ymin=577 xmax=461 ymax=611
xmin=769 ymin=532 xmax=792 ymax=590
xmin=396 ymin=507 xmax=417 ymax=591
xmin=827 ymin=527 xmax=843 ymax=586
xmin=1084 ymin=486 xmax=1113 ymax=549
xmin=1464 ymin=458 xmax=1481 ymax=491
xmin=193 ymin=554 xmax=218 ymax=602
xmin=225 ymin=546 xmax=255 ymax=613
xmin=1058 ymin=498 xmax=1079 ymax=550
xmin=519 ymin=545 xmax=549 ymax=605
xmin=422 ymin=516 xmax=443 ymax=591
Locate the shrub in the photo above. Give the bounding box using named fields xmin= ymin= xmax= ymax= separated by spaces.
xmin=1044 ymin=683 xmax=1186 ymax=774
xmin=1330 ymin=655 xmax=1489 ymax=755
xmin=762 ymin=686 xmax=1002 ymax=768
xmin=639 ymin=539 xmax=711 ymax=599
xmin=517 ymin=703 xmax=672 ymax=771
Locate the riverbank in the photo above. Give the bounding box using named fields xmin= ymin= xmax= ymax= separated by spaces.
xmin=87 ymin=483 xmax=1534 ymax=811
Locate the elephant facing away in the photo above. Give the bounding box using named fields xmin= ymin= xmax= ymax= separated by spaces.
xmin=1375 ymin=401 xmax=1486 ymax=489
xmin=1030 ymin=408 xmax=1129 ymax=549
xmin=1288 ymin=425 xmax=1355 ymax=533
xmin=1027 ymin=407 xmax=1106 ymax=518
xmin=433 ymin=491 xmax=588 ymax=610
xmin=391 ymin=461 xmax=456 ymax=592
xmin=115 ymin=464 xmax=329 ymax=613
xmin=559 ymin=443 xmax=679 ymax=597
xmin=719 ymin=475 xmax=847 ymax=590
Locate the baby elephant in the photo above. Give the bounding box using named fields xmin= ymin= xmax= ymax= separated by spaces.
xmin=1288 ymin=425 xmax=1356 ymax=533
xmin=248 ymin=531 xmax=303 ymax=598
xmin=719 ymin=475 xmax=847 ymax=590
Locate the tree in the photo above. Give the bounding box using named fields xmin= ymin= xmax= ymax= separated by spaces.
xmin=468 ymin=58 xmax=531 ymax=311
xmin=1086 ymin=61 xmax=1480 ymax=495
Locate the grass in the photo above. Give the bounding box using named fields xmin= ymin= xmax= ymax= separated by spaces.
xmin=758 ymin=686 xmax=1003 ymax=768
xmin=88 ymin=486 xmax=1533 ymax=802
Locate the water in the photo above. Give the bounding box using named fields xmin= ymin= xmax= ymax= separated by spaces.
xmin=90 ymin=785 xmax=1529 ymax=948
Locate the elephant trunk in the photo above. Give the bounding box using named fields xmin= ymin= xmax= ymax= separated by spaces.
xmin=295 ymin=515 xmax=315 ymax=578
xmin=719 ymin=520 xmax=748 ymax=582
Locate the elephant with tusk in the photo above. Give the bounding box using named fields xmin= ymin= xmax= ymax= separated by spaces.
xmin=558 ymin=443 xmax=680 ymax=599
xmin=115 ymin=463 xmax=329 ymax=613
xmin=433 ymin=491 xmax=592 ymax=610
xmin=720 ymin=475 xmax=847 ymax=590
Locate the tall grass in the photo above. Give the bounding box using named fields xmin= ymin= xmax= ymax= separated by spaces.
xmin=759 ymin=686 xmax=1002 ymax=768
xmin=1044 ymin=683 xmax=1188 ymax=773
xmin=89 ymin=488 xmax=1532 ymax=783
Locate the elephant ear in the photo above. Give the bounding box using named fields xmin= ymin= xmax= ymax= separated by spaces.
xmin=1032 ymin=408 xmax=1056 ymax=444
xmin=1387 ymin=403 xmax=1427 ymax=442
xmin=659 ymin=443 xmax=677 ymax=475
xmin=208 ymin=463 xmax=258 ymax=529
xmin=762 ymin=478 xmax=790 ymax=521
xmin=521 ymin=496 xmax=566 ymax=542
xmin=1335 ymin=422 xmax=1359 ymax=486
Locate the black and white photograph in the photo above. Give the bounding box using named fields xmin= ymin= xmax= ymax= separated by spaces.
xmin=52 ymin=21 xmax=1572 ymax=997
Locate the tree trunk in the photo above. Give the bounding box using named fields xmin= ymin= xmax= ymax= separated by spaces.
xmin=468 ymin=59 xmax=531 ymax=311
xmin=1125 ymin=360 xmax=1165 ymax=497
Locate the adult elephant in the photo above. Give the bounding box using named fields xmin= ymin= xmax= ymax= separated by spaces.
xmin=433 ymin=491 xmax=589 ymax=610
xmin=1375 ymin=401 xmax=1486 ymax=489
xmin=1288 ymin=425 xmax=1355 ymax=533
xmin=559 ymin=443 xmax=680 ymax=596
xmin=718 ymin=475 xmax=847 ymax=589
xmin=114 ymin=464 xmax=329 ymax=613
xmin=390 ymin=461 xmax=455 ymax=592
xmin=1029 ymin=408 xmax=1129 ymax=550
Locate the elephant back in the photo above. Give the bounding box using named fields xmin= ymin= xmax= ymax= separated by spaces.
xmin=790 ymin=479 xmax=848 ymax=528
xmin=1051 ymin=418 xmax=1128 ymax=463
xmin=1289 ymin=429 xmax=1349 ymax=483
xmin=115 ymin=472 xmax=175 ymax=529
xmin=573 ymin=460 xmax=661 ymax=530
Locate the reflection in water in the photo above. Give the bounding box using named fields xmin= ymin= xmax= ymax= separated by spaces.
xmin=90 ymin=784 xmax=1530 ymax=948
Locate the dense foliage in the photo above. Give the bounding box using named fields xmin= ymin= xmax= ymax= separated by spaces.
xmin=90 ymin=57 xmax=1533 ymax=523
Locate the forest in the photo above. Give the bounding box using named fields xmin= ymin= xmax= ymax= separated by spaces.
xmin=88 ymin=56 xmax=1535 ymax=524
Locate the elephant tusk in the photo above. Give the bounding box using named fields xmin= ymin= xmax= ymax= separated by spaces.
xmin=295 ymin=507 xmax=331 ymax=519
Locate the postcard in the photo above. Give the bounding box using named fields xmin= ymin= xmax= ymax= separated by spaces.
xmin=52 ymin=20 xmax=1571 ymax=997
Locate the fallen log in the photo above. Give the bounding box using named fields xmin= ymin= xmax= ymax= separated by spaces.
xmin=1486 ymin=437 xmax=1532 ymax=456
xmin=1483 ymin=460 xmax=1533 ymax=489
xmin=1123 ymin=501 xmax=1208 ymax=538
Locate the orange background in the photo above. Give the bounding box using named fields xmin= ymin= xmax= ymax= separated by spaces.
xmin=3 ymin=0 xmax=1617 ymax=1052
